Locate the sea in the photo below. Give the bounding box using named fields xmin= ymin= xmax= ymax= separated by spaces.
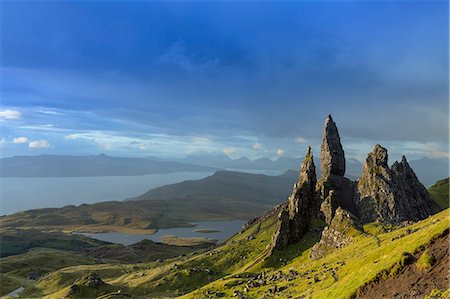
xmin=0 ymin=171 xmax=214 ymax=216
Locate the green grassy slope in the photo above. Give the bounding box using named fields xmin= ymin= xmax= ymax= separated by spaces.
xmin=0 ymin=248 xmax=97 ymax=277
xmin=9 ymin=208 xmax=449 ymax=299
xmin=0 ymin=248 xmax=98 ymax=296
xmin=184 ymin=209 xmax=449 ymax=299
xmin=0 ymin=228 xmax=108 ymax=257
xmin=428 ymin=178 xmax=449 ymax=211
xmin=0 ymin=229 xmax=212 ymax=276
xmin=15 ymin=212 xmax=278 ymax=298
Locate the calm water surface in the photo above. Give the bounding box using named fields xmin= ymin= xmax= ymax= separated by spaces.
xmin=0 ymin=172 xmax=213 ymax=215
xmin=80 ymin=220 xmax=246 ymax=245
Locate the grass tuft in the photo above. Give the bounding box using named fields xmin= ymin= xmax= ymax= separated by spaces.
xmin=416 ymin=250 xmax=436 ymax=271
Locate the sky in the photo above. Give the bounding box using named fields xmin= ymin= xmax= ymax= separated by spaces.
xmin=1 ymin=1 xmax=448 ymax=162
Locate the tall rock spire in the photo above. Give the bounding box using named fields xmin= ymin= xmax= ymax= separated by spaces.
xmin=271 ymin=146 xmax=318 ymax=250
xmin=287 ymin=145 xmax=318 ymax=243
xmin=320 ymin=114 xmax=345 ymax=178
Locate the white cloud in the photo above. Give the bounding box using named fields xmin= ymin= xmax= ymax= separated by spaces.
xmin=223 ymin=147 xmax=237 ymax=156
xmin=192 ymin=136 xmax=212 ymax=143
xmin=252 ymin=143 xmax=262 ymax=151
xmin=64 ymin=134 xmax=78 ymax=140
xmin=276 ymin=148 xmax=285 ymax=156
xmin=13 ymin=137 xmax=29 ymax=144
xmin=37 ymin=109 xmax=63 ymax=116
xmin=295 ymin=136 xmax=307 ymax=144
xmin=0 ymin=109 xmax=22 ymax=120
xmin=62 ymin=131 xmax=164 ymax=152
xmin=130 ymin=141 xmax=148 ymax=150
xmin=29 ymin=139 xmax=50 ymax=148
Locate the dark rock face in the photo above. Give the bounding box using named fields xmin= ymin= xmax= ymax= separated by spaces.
xmin=310 ymin=207 xmax=362 ymax=260
xmin=391 ymin=156 xmax=433 ymax=221
xmin=272 ymin=209 xmax=290 ymax=250
xmin=317 ymin=115 xmax=356 ymax=225
xmin=356 ymin=144 xmax=396 ymax=223
xmin=310 ymin=115 xmax=362 ymax=258
xmin=320 ymin=190 xmax=338 ymax=225
xmin=317 ymin=175 xmax=357 ymax=225
xmin=287 ymin=146 xmax=318 ymax=243
xmin=356 ymin=145 xmax=433 ymax=223
xmin=320 ymin=114 xmax=346 ymax=178
xmin=271 ymin=146 xmax=318 ymax=250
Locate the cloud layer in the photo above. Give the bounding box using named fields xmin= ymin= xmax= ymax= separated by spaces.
xmin=1 ymin=1 xmax=448 ymax=161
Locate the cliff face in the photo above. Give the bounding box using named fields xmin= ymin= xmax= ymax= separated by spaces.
xmin=318 ymin=114 xmax=357 ymax=225
xmin=270 ymin=114 xmax=433 ymax=254
xmin=356 ymin=146 xmax=433 ymax=223
xmin=272 ymin=146 xmax=318 ymax=250
xmin=356 ymin=144 xmax=397 ymax=223
xmin=320 ymin=114 xmax=346 ymax=178
xmin=391 ymin=156 xmax=433 ymax=221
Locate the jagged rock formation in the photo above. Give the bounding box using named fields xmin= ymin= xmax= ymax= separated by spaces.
xmin=310 ymin=207 xmax=362 ymax=259
xmin=317 ymin=175 xmax=357 ymax=225
xmin=318 ymin=114 xmax=357 ymax=224
xmin=356 ymin=144 xmax=395 ymax=223
xmin=320 ymin=190 xmax=338 ymax=225
xmin=391 ymin=156 xmax=433 ymax=220
xmin=356 ymin=145 xmax=433 ymax=223
xmin=320 ymin=114 xmax=345 ymax=178
xmin=270 ymin=114 xmax=433 ymax=257
xmin=271 ymin=146 xmax=318 ymax=250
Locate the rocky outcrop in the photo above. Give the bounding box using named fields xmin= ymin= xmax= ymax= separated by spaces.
xmin=356 ymin=144 xmax=396 ymax=223
xmin=317 ymin=114 xmax=357 ymax=225
xmin=391 ymin=156 xmax=433 ymax=220
xmin=320 ymin=114 xmax=345 ymax=178
xmin=320 ymin=190 xmax=338 ymax=225
xmin=271 ymin=146 xmax=318 ymax=250
xmin=272 ymin=209 xmax=290 ymax=250
xmin=75 ymin=272 xmax=108 ymax=287
xmin=268 ymin=114 xmax=433 ymax=258
xmin=310 ymin=207 xmax=362 ymax=260
xmin=317 ymin=175 xmax=357 ymax=225
xmin=356 ymin=145 xmax=433 ymax=223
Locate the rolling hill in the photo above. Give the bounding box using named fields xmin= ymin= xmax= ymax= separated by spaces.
xmin=429 ymin=178 xmax=450 ymax=211
xmin=0 ymin=170 xmax=298 ymax=232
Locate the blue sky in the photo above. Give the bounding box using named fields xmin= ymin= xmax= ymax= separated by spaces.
xmin=1 ymin=1 xmax=448 ymax=161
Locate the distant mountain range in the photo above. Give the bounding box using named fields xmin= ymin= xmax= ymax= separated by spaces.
xmin=0 ymin=170 xmax=299 ymax=230
xmin=0 ymin=154 xmax=447 ymax=186
xmin=0 ymin=154 xmax=216 ymax=177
